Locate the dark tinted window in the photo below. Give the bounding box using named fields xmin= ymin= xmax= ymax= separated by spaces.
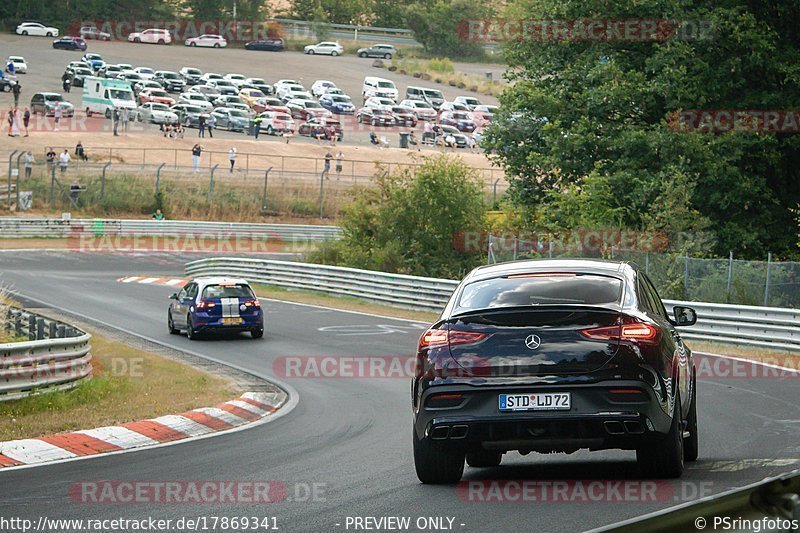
xmin=456 ymin=274 xmax=623 ymax=312
xmin=202 ymin=284 xmax=255 ymax=299
xmin=642 ymin=275 xmax=667 ymax=318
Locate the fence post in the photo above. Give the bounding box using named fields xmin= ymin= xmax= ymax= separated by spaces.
xmin=726 ymin=251 xmax=734 ymax=301
xmin=28 ymin=314 xmax=35 ymax=340
xmin=48 ymin=321 xmax=57 ymax=339
xmin=261 ymin=167 xmax=272 ymax=211
xmin=548 ymin=240 xmax=553 ymax=258
xmin=492 ymin=178 xmax=500 ymax=207
xmin=208 ymin=164 xmax=219 ymax=200
xmin=7 ymin=150 xmax=18 ymax=210
xmin=155 ymin=163 xmax=165 ymax=194
xmin=318 ymin=169 xmax=325 ymax=218
xmin=487 ymin=235 xmax=494 ymax=265
xmin=14 ymin=151 xmax=24 ymax=210
xmin=49 ymin=163 xmax=56 ymax=206
xmin=101 ymin=162 xmax=111 ymax=198
xmin=764 ymin=252 xmax=772 ymax=307
xmin=684 ymin=252 xmax=689 ymax=298
xmin=645 ymin=252 xmax=650 ymax=274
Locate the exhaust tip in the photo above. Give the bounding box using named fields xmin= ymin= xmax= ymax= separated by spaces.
xmin=430 ymin=426 xmax=450 ymax=440
xmin=604 ymin=421 xmax=625 ymax=435
xmin=624 ymin=421 xmax=645 ymax=434
xmin=449 ymin=425 xmax=469 ymax=439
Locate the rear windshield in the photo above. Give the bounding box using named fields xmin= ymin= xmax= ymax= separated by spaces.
xmin=202 ymin=284 xmax=255 ymax=299
xmin=456 ymin=274 xmax=623 ymax=312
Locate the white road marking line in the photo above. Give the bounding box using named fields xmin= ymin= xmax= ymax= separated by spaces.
xmin=191 ymin=407 xmax=249 ymax=427
xmin=149 ymin=415 xmax=215 ymax=437
xmin=77 ymin=426 xmax=159 ymax=449
xmin=226 ymin=399 xmax=270 ymax=416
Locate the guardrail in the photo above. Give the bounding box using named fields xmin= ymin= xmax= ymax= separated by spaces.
xmin=185 ymin=258 xmax=800 ymax=351
xmin=1 ymin=307 xmax=93 ymax=402
xmin=0 ymin=218 xmax=343 ymax=241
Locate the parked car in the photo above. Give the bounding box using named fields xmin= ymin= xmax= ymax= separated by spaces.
xmin=363 ymin=77 xmax=399 ymax=101
xmin=212 ymin=95 xmax=247 ymax=109
xmin=411 ymin=259 xmax=698 ymax=483
xmin=0 ymin=78 xmax=15 ymax=92
xmin=167 ymin=277 xmax=263 ymax=339
xmin=239 ymin=88 xmax=267 ymax=109
xmin=199 ymin=72 xmax=223 ymax=84
xmin=303 ymin=41 xmax=343 ymax=56
xmin=137 ymin=102 xmax=179 ymax=124
xmin=16 ymin=22 xmax=59 ymax=37
xmin=185 ymin=34 xmax=227 ymax=48
xmin=439 ymin=110 xmax=477 ymax=132
xmin=431 ymin=124 xmax=468 ymax=147
xmin=179 ymin=66 xmax=203 ymax=85
xmin=189 ymin=84 xmax=220 ymax=97
xmin=453 ymin=95 xmax=483 ymax=110
xmin=364 ymin=96 xmax=395 ymax=111
xmin=70 ymin=66 xmax=93 ymax=87
xmin=134 ymin=66 xmax=156 ymax=80
xmin=116 ymin=72 xmax=145 ymax=90
xmin=245 ymin=38 xmax=285 ymax=51
xmin=52 ymin=36 xmax=86 ymax=51
xmin=99 ymin=65 xmax=123 ymax=78
xmin=472 ymin=104 xmax=498 ymax=125
xmin=79 ymin=25 xmax=111 ymax=40
xmin=223 ymin=73 xmax=248 ymax=88
xmin=170 ymin=103 xmax=204 ymax=127
xmin=286 ymin=99 xmax=332 ymax=121
xmin=177 ymin=92 xmax=213 ymax=111
xmin=261 ymin=97 xmax=290 ymax=115
xmin=277 ymin=84 xmax=310 ymax=102
xmin=319 ymin=94 xmax=355 ymax=115
xmin=298 ymin=117 xmax=343 ymax=140
xmin=208 ymin=79 xmax=238 ymax=96
xmin=439 ymin=101 xmax=471 ymax=113
xmin=357 ymin=107 xmax=396 ymax=126
xmin=6 ymin=56 xmax=27 ymax=74
xmin=399 ymin=99 xmax=437 ymax=121
xmin=257 ymin=111 xmax=295 ymax=135
xmin=133 ymin=80 xmax=164 ymax=97
xmin=128 ymin=28 xmax=171 ymax=45
xmin=391 ymin=105 xmax=418 ymax=127
xmin=274 ymin=79 xmax=300 ymax=93
xmin=154 ymin=71 xmax=186 ymax=93
xmin=210 ymin=107 xmax=251 ymax=132
xmin=138 ymin=88 xmax=176 ymax=106
xmin=30 ymin=92 xmax=74 ymax=116
xmin=405 ymin=86 xmax=445 ymax=109
xmin=311 ymin=80 xmax=337 ymax=97
xmin=81 ymin=53 xmax=104 ymax=70
xmin=243 ymin=77 xmax=272 ymax=95
xmin=357 ymin=44 xmax=396 ymax=59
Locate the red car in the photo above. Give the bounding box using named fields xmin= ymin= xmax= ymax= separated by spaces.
xmin=356 ymin=107 xmax=396 ymax=126
xmin=298 ymin=118 xmax=343 ymax=141
xmin=438 ymin=111 xmax=477 ymax=132
xmin=391 ymin=106 xmax=418 ymax=127
xmin=138 ymin=88 xmax=176 ymax=106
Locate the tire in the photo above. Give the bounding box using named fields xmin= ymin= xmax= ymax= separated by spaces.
xmin=251 ymin=329 xmax=264 ymax=339
xmin=684 ymin=374 xmax=699 ymax=462
xmin=636 ymin=391 xmax=684 ymax=478
xmin=134 ymin=37 xmax=141 ymax=43
xmin=331 ymin=51 xmax=338 ymax=57
xmin=168 ymin=312 xmax=179 ymax=334
xmin=307 ymin=49 xmax=314 ymax=55
xmin=186 ymin=315 xmax=198 ymax=340
xmin=213 ymin=43 xmax=220 ymax=48
xmin=22 ymin=31 xmax=28 ymax=36
xmin=371 ymin=118 xmax=378 ymax=126
xmin=190 ymin=42 xmax=196 ymax=47
xmin=358 ymin=52 xmax=367 ymax=58
xmin=413 ymin=429 xmax=465 ymax=484
xmin=265 ymin=125 xmax=274 ymax=135
xmin=46 ymin=32 xmax=53 ymax=37
xmin=466 ymin=451 xmax=502 ymax=468
xmin=158 ymin=39 xmax=165 ymax=45
xmin=105 ymin=108 xmax=111 ymax=119
xmin=384 ymin=53 xmax=391 ymax=59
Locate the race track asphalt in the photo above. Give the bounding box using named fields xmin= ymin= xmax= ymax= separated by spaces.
xmin=0 ymin=251 xmax=798 ymax=532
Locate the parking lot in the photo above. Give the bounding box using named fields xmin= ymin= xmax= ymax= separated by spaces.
xmin=0 ymin=33 xmax=501 ymax=149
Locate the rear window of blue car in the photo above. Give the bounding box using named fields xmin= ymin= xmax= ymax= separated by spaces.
xmin=456 ymin=274 xmax=623 ymax=311
xmin=202 ymin=284 xmax=255 ymax=299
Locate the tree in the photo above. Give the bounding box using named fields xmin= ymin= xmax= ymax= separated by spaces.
xmin=405 ymin=0 xmax=494 ymax=58
xmin=288 ymin=0 xmax=372 ymax=25
xmin=485 ymin=0 xmax=800 ymax=259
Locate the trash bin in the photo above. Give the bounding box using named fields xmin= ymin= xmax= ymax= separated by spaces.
xmin=247 ymin=120 xmax=255 ymax=137
xmin=399 ymin=132 xmax=410 ymax=149
xmin=485 ymin=71 xmax=493 ymax=81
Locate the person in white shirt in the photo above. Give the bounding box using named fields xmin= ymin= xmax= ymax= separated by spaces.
xmin=53 ymin=103 xmax=62 ymax=131
xmin=423 ymin=121 xmax=433 ymax=144
xmin=229 ymin=147 xmax=237 ymax=173
xmin=59 ymin=149 xmax=71 ymax=175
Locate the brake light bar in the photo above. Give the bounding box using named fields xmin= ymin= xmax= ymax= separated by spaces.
xmin=196 ymin=301 xmax=216 ymax=309
xmin=244 ymin=299 xmax=261 ymax=307
xmin=418 ymin=328 xmax=487 ymax=349
xmin=580 ymin=323 xmax=659 ymax=343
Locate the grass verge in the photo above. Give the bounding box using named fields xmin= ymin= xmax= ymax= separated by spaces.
xmin=686 ymin=340 xmax=799 ymax=368
xmin=0 ymin=326 xmax=238 ymax=441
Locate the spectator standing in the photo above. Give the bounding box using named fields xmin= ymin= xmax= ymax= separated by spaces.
xmin=198 ymin=114 xmax=206 ymax=138
xmin=22 ymin=107 xmax=30 ymax=136
xmin=59 ymin=149 xmax=71 ymax=175
xmin=322 ymin=150 xmax=332 ymax=180
xmin=191 ymin=144 xmax=203 ymax=172
xmin=53 ymin=103 xmax=62 ymax=132
xmin=229 ymin=147 xmax=237 ymax=172
xmin=335 ymin=150 xmax=344 ymax=179
xmin=112 ymin=108 xmax=120 ymax=136
xmin=152 ymin=208 xmax=165 ymax=220
xmin=206 ymin=114 xmax=215 ymax=138
xmin=423 ymin=121 xmax=433 ymax=144
xmin=11 ymin=108 xmax=20 ymax=136
xmin=24 ymin=151 xmax=34 ymax=178
xmin=12 ymin=82 xmax=21 ymax=107
xmin=46 ymin=148 xmax=56 ymax=172
xmin=6 ymin=107 xmax=14 ymax=136
xmin=121 ymin=108 xmax=129 ymax=134
xmin=75 ymin=141 xmax=88 ymax=161
xmin=253 ymin=113 xmax=263 ymax=139
xmin=61 ymin=72 xmax=71 ymax=93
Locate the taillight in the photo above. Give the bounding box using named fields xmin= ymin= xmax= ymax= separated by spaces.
xmin=244 ymin=299 xmax=261 ymax=308
xmin=580 ymin=322 xmax=659 ymax=344
xmin=426 ymin=393 xmax=464 ymax=408
xmin=418 ymin=328 xmax=486 ymax=349
xmin=196 ymin=300 xmax=216 ymax=309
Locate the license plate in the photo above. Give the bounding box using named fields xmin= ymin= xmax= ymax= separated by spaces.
xmin=221 ymin=317 xmax=242 ymax=325
xmin=499 ymin=392 xmax=571 ymax=412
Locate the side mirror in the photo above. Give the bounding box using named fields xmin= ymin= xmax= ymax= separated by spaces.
xmin=169 ymin=293 xmax=178 ymax=300
xmin=672 ymin=306 xmax=697 ymax=326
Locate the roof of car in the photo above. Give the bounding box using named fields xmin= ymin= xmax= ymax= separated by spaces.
xmin=191 ymin=277 xmax=251 ymax=287
xmin=466 ymin=259 xmax=636 ymax=283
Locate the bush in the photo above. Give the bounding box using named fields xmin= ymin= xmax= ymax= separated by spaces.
xmin=428 ymin=57 xmax=455 ymax=74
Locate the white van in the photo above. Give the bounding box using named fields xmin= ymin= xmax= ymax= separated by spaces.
xmin=82 ymin=76 xmax=138 ymax=118
xmin=362 ymin=76 xmax=398 ymax=101
xmin=405 ymin=86 xmax=445 ymax=110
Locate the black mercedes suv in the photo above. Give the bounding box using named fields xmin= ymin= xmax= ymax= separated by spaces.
xmin=412 ymin=259 xmax=699 ymax=483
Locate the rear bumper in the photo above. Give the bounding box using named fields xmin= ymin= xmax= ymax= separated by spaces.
xmin=413 ymin=381 xmax=672 ymax=453
xmin=193 ymin=314 xmax=263 ymax=332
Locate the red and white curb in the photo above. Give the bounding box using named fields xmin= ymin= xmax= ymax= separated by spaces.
xmin=117 ymin=276 xmax=188 ymax=287
xmin=0 ymin=391 xmax=286 ymax=469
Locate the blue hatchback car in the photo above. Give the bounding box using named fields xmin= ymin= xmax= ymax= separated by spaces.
xmin=168 ymin=277 xmax=264 ymax=339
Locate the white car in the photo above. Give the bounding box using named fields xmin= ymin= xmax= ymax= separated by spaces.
xmin=274 ymin=79 xmax=300 ymax=93
xmin=223 ymin=73 xmax=248 ymax=88
xmin=185 ymin=34 xmax=227 ymax=48
xmin=311 ymin=80 xmax=337 ymax=97
xmin=6 ymin=56 xmax=27 ymax=74
xmin=364 ymin=97 xmax=395 ymax=111
xmin=277 ymin=84 xmax=308 ymax=102
xmin=189 ymin=84 xmax=220 ymax=97
xmin=134 ymin=67 xmax=156 ymax=80
xmin=213 ymin=95 xmax=247 ymax=108
xmin=199 ymin=72 xmax=224 ymax=84
xmin=16 ymin=22 xmax=58 ymax=37
xmin=303 ymin=42 xmax=343 ymax=56
xmin=128 ymin=28 xmax=172 ymax=45
xmin=453 ymin=96 xmax=483 ymax=110
xmin=138 ymin=103 xmax=179 ymax=124
xmin=178 ymin=92 xmax=213 ymax=111
xmin=439 ymin=101 xmax=471 ymax=113
xmin=399 ymin=99 xmax=437 ymax=121
xmin=257 ymin=111 xmax=295 ymax=135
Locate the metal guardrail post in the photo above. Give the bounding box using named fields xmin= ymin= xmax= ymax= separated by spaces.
xmin=208 ymin=164 xmax=219 ymax=200
xmin=764 ymin=252 xmax=772 ymax=306
xmin=262 ymin=167 xmax=272 ymax=211
xmin=57 ymin=324 xmax=65 ymax=338
xmin=7 ymin=149 xmax=18 ymax=210
xmin=726 ymin=251 xmax=734 ymax=301
xmin=49 ymin=163 xmax=56 ymax=206
xmin=49 ymin=321 xmax=57 ymax=339
xmin=155 ymin=163 xmax=165 ymax=194
xmin=14 ymin=151 xmax=24 ymax=210
xmin=28 ymin=314 xmax=35 ymax=341
xmin=36 ymin=318 xmax=45 ymax=340
xmin=101 ymin=162 xmax=111 ymax=198
xmin=684 ymin=252 xmax=690 ymax=298
xmin=318 ymin=170 xmax=325 ymax=218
